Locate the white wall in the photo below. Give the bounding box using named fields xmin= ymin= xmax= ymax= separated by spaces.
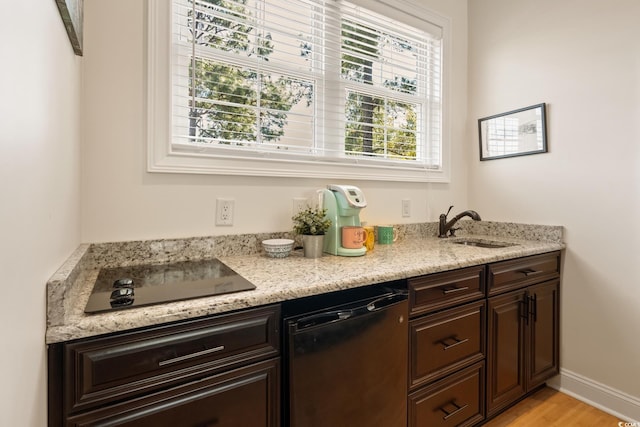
xmin=80 ymin=0 xmax=469 ymax=243
xmin=0 ymin=0 xmax=82 ymax=425
xmin=467 ymin=0 xmax=640 ymax=418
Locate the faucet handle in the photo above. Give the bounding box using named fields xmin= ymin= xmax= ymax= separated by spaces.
xmin=444 ymin=205 xmax=454 ymax=218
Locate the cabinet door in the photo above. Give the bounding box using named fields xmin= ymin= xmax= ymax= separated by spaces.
xmin=486 ymin=289 xmax=527 ymax=417
xmin=66 ymin=359 xmax=279 ymax=427
xmin=527 ymin=280 xmax=560 ymax=389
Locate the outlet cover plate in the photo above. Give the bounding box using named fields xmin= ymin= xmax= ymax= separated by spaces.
xmin=216 ymin=198 xmax=234 ymax=226
xmin=402 ymin=199 xmax=411 ymax=217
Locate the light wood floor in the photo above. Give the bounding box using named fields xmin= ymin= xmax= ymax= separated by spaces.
xmin=484 ymin=387 xmax=623 ymax=427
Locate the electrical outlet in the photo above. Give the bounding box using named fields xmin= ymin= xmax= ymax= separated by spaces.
xmin=293 ymin=198 xmax=309 ymax=216
xmin=402 ymin=199 xmax=411 ymax=217
xmin=216 ymin=198 xmax=234 ymax=226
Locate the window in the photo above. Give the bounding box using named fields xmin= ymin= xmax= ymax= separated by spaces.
xmin=148 ymin=0 xmax=450 ymax=181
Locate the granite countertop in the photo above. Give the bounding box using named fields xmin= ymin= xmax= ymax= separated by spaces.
xmin=46 ymin=221 xmax=565 ymax=344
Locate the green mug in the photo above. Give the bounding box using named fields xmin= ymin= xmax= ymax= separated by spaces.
xmin=377 ymin=225 xmax=398 ymax=244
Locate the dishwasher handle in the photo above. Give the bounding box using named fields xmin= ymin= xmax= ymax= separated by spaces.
xmin=363 ymin=292 xmax=407 ymax=312
xmin=294 ymin=309 xmax=354 ymax=329
xmin=292 ymin=290 xmax=406 ymax=331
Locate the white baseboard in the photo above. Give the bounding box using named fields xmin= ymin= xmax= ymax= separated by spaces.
xmin=547 ymin=369 xmax=640 ymax=423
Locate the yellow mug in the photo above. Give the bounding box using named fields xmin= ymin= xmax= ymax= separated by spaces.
xmin=363 ymin=226 xmax=375 ymax=251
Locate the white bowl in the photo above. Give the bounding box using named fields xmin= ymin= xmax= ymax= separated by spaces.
xmin=262 ymin=239 xmax=294 ymax=258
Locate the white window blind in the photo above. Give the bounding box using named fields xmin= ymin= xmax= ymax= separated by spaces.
xmin=148 ymin=0 xmax=448 ymax=180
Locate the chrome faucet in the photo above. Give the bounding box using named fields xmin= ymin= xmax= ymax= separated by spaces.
xmin=438 ymin=206 xmax=482 ymax=238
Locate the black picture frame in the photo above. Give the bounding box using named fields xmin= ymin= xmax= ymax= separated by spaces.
xmin=478 ymin=103 xmax=547 ymax=161
xmin=56 ymin=0 xmax=83 ymax=56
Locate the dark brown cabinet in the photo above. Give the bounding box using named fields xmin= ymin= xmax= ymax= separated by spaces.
xmin=486 ymin=253 xmax=560 ymax=417
xmin=409 ymin=300 xmax=486 ymax=389
xmin=409 ymin=265 xmax=485 ymax=317
xmin=486 ymin=288 xmax=527 ymax=414
xmin=527 ymin=281 xmax=560 ymax=388
xmin=409 ymin=251 xmax=561 ymax=426
xmin=49 ymin=305 xmax=281 ymax=427
xmin=409 ymin=362 xmax=485 ymax=427
xmin=66 ymin=359 xmax=279 ymax=427
xmin=408 ymin=266 xmax=487 ymax=427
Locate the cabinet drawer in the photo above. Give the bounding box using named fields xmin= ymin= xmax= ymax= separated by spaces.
xmin=488 ymin=251 xmax=560 ymax=295
xmin=410 ymin=301 xmax=485 ymax=389
xmin=409 ymin=362 xmax=485 ymax=427
xmin=67 ymin=358 xmax=280 ymax=427
xmin=409 ymin=266 xmax=485 ymax=316
xmin=64 ymin=305 xmax=280 ymax=414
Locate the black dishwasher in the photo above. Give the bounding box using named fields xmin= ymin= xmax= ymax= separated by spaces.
xmin=282 ymin=283 xmax=408 ymax=427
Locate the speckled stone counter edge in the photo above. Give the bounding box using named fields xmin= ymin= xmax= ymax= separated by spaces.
xmin=46 ymin=221 xmax=563 ymax=343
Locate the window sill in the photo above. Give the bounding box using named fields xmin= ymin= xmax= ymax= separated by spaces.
xmin=147 ymin=145 xmax=450 ymax=183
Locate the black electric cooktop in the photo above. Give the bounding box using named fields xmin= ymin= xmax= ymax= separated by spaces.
xmin=84 ymin=259 xmax=256 ymax=314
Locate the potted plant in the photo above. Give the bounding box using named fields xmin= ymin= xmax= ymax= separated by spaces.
xmin=292 ymin=206 xmax=331 ymax=258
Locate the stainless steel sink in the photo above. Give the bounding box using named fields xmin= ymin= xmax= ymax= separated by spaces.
xmin=449 ymin=238 xmax=516 ymax=249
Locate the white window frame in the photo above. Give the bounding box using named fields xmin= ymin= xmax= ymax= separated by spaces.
xmin=146 ymin=0 xmax=451 ymax=182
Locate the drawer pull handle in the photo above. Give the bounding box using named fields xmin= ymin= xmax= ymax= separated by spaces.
xmin=441 ymin=286 xmax=469 ymax=295
xmin=158 ymin=345 xmax=225 ymax=367
xmin=439 ymin=336 xmax=469 ymax=350
xmin=518 ymin=268 xmax=543 ymax=277
xmin=439 ymin=400 xmax=469 ymax=420
xmin=520 ymin=298 xmax=529 ymax=325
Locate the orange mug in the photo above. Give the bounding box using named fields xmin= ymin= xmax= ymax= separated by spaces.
xmin=341 ymin=226 xmax=369 ymax=249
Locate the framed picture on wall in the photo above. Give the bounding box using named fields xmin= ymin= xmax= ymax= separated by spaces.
xmin=56 ymin=0 xmax=83 ymax=56
xmin=478 ymin=103 xmax=547 ymax=160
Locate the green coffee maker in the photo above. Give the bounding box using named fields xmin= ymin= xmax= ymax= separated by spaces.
xmin=321 ymin=184 xmax=367 ymax=256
